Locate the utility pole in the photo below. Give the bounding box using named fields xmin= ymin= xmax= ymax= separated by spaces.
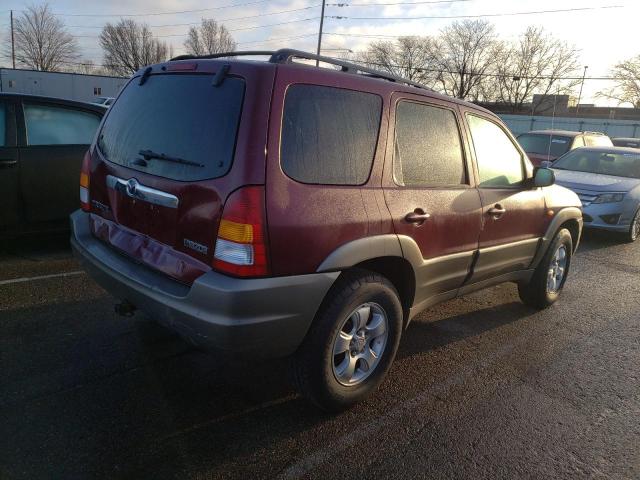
xmin=576 ymin=65 xmax=588 ymax=117
xmin=10 ymin=10 xmax=16 ymax=69
xmin=315 ymin=0 xmax=326 ymax=66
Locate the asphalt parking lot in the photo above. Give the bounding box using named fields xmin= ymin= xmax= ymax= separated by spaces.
xmin=0 ymin=231 xmax=638 ymax=479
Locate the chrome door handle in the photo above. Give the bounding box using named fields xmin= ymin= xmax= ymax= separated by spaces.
xmin=488 ymin=204 xmax=506 ymax=218
xmin=405 ymin=209 xmax=431 ymax=224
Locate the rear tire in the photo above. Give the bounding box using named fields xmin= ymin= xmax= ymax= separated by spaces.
xmin=518 ymin=228 xmax=573 ymax=310
xmin=290 ymin=269 xmax=403 ymax=412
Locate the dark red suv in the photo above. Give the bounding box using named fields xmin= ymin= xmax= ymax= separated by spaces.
xmin=71 ymin=50 xmax=583 ymax=411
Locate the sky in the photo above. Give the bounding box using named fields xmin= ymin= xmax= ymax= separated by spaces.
xmin=1 ymin=0 xmax=638 ymax=105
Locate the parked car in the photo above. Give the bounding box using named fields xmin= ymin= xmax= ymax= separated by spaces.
xmin=0 ymin=93 xmax=105 ymax=236
xmin=612 ymin=137 xmax=640 ymax=149
xmin=91 ymin=96 xmax=115 ymax=107
xmin=70 ymin=49 xmax=583 ymax=411
xmin=552 ymin=146 xmax=640 ymax=241
xmin=517 ymin=130 xmax=613 ymax=166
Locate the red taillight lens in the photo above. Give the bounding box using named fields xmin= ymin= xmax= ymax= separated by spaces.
xmin=213 ymin=186 xmax=269 ymax=277
xmin=80 ymin=150 xmax=91 ymax=212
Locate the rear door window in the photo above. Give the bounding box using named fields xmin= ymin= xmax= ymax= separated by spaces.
xmin=24 ymin=103 xmax=101 ymax=145
xmin=98 ymin=74 xmax=245 ymax=182
xmin=280 ymin=85 xmax=382 ymax=185
xmin=394 ymin=101 xmax=466 ymax=186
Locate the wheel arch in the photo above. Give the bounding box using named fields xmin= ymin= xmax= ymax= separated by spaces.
xmin=316 ymin=235 xmax=417 ymax=323
xmin=530 ymin=207 xmax=583 ymax=268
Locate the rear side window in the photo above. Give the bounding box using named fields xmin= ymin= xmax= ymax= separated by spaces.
xmin=467 ymin=114 xmax=524 ymax=188
xmin=25 ymin=104 xmax=100 ymax=146
xmin=281 ymin=85 xmax=382 ymax=185
xmin=98 ymin=74 xmax=245 ymax=182
xmin=394 ymin=101 xmax=466 ymax=186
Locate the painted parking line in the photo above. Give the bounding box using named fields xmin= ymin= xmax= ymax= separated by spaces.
xmin=0 ymin=270 xmax=85 ymax=286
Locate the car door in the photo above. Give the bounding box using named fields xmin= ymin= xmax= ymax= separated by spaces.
xmin=463 ymin=111 xmax=546 ymax=283
xmin=383 ymin=94 xmax=482 ymax=308
xmin=18 ymin=100 xmax=102 ymax=224
xmin=0 ymin=98 xmax=20 ymax=228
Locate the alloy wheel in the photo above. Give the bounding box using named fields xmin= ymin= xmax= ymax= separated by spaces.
xmin=331 ymin=303 xmax=389 ymax=386
xmin=546 ymin=245 xmax=568 ymax=294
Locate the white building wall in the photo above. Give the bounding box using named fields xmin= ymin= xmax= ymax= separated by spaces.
xmin=500 ymin=114 xmax=640 ymax=139
xmin=0 ymin=69 xmax=128 ymax=103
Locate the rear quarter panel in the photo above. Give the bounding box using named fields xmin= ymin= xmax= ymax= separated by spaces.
xmin=265 ymin=66 xmax=394 ymax=276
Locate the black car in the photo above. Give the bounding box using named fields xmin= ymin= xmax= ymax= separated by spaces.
xmin=0 ymin=93 xmax=105 ymax=236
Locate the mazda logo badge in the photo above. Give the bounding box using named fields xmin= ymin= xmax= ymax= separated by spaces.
xmin=126 ymin=178 xmax=138 ymax=197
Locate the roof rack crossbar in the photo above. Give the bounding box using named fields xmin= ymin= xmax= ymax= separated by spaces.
xmin=169 ymin=49 xmax=431 ymax=91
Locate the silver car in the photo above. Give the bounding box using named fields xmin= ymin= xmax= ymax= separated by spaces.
xmin=552 ymin=146 xmax=640 ymax=242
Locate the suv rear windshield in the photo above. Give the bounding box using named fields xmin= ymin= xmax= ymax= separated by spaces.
xmin=97 ymin=73 xmax=245 ymax=182
xmin=517 ymin=133 xmax=572 ymax=157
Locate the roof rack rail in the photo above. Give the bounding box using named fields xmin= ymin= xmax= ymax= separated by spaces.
xmin=169 ymin=49 xmax=431 ymax=91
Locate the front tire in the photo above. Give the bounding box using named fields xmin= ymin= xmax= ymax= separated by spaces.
xmin=290 ymin=269 xmax=403 ymax=412
xmin=518 ymin=228 xmax=573 ymax=309
xmin=624 ymin=209 xmax=640 ymax=243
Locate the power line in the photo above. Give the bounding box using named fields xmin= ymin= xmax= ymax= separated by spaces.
xmin=329 ymin=4 xmax=625 ymax=20
xmin=46 ymin=0 xmax=281 ymax=17
xmin=64 ymin=5 xmax=322 ymax=29
xmin=238 ymin=33 xmax=318 ymax=45
xmin=65 ymin=17 xmax=321 ymax=38
xmin=354 ymin=60 xmax=622 ymax=81
xmin=330 ymin=0 xmax=473 ymax=5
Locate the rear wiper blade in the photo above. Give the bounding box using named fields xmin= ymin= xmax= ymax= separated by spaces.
xmin=138 ymin=149 xmax=204 ymax=167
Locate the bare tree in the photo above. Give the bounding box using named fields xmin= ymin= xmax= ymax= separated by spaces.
xmin=184 ymin=19 xmax=236 ymax=56
xmin=494 ymin=26 xmax=580 ymax=113
xmin=598 ymin=55 xmax=640 ymax=108
xmin=357 ymin=36 xmax=436 ymax=85
xmin=431 ymin=20 xmax=500 ymax=100
xmin=8 ymin=3 xmax=78 ymax=71
xmin=100 ymin=19 xmax=171 ymax=76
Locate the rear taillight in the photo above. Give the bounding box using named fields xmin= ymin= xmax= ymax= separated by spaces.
xmin=213 ymin=186 xmax=269 ymax=277
xmin=80 ymin=150 xmax=91 ymax=212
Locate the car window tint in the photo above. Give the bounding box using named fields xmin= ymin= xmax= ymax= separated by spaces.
xmin=0 ymin=103 xmax=5 ymax=146
xmin=468 ymin=114 xmax=524 ymax=188
xmin=394 ymin=101 xmax=466 ymax=186
xmin=281 ymin=85 xmax=382 ymax=185
xmin=25 ymin=104 xmax=101 ymax=146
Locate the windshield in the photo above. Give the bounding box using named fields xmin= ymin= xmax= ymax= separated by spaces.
xmin=553 ymin=149 xmax=640 ymax=179
xmin=97 ymin=73 xmax=245 ymax=181
xmin=517 ymin=133 xmax=572 ymax=157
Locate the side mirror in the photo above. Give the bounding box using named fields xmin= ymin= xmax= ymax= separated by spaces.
xmin=533 ymin=167 xmax=555 ymax=188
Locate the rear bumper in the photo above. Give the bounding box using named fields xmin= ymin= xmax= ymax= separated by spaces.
xmin=70 ymin=210 xmax=339 ymax=358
